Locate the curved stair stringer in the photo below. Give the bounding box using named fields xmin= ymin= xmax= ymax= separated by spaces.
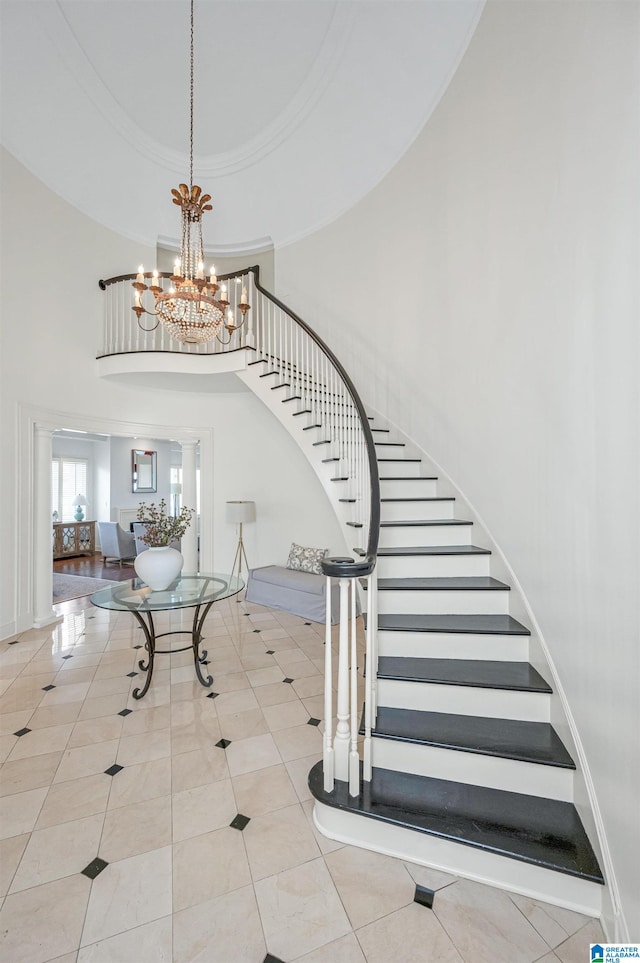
xmin=235 ymin=362 xmax=368 ymax=564
xmin=357 ymin=404 xmax=617 ymax=926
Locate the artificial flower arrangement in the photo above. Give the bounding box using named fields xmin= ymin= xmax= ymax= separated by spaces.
xmin=137 ymin=499 xmax=195 ymax=547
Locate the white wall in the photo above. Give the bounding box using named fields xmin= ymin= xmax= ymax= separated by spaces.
xmin=276 ymin=0 xmax=639 ymax=936
xmin=109 ymin=436 xmax=173 ymax=521
xmin=0 ymin=148 xmax=347 ymax=636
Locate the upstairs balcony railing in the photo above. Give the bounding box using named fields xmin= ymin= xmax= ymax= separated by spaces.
xmin=99 ymin=265 xmax=380 ymax=795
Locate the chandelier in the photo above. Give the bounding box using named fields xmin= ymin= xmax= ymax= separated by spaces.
xmin=132 ymin=0 xmax=249 ymax=345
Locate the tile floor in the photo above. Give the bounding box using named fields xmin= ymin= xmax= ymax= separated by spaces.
xmin=0 ymin=593 xmax=604 ymax=962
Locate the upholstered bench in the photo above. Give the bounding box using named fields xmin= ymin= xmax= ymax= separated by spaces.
xmin=245 ymin=565 xmax=342 ymax=624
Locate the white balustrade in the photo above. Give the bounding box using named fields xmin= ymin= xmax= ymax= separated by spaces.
xmin=99 ymin=265 xmax=379 ymax=797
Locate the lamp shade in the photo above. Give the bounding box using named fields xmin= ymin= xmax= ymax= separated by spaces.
xmin=72 ymin=494 xmax=88 ymax=507
xmin=170 ymin=483 xmax=182 ymax=495
xmin=226 ymin=500 xmax=256 ymax=524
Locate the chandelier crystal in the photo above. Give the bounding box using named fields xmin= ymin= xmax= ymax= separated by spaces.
xmin=132 ymin=0 xmax=249 ymax=345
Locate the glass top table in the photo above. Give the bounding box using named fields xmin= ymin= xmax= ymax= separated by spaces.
xmin=91 ymin=574 xmax=243 ymax=699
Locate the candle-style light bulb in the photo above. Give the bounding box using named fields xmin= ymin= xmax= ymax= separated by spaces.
xmin=220 ymin=284 xmax=228 ymax=300
xmin=241 ymin=286 xmax=248 ymax=303
xmin=152 ymin=270 xmax=159 ymax=286
xmin=227 ymin=309 xmax=235 ymax=327
xmin=209 ymin=265 xmax=216 ymax=285
xmin=174 ymin=257 xmax=181 ymax=276
xmin=136 ymin=264 xmax=144 ymax=283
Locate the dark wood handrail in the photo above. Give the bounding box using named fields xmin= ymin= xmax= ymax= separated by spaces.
xmin=98 ymin=265 xmax=379 ymax=578
xmin=249 ymin=267 xmax=379 ymax=579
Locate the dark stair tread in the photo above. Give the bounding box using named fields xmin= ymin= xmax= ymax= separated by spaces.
xmin=331 ymin=476 xmax=350 ymax=482
xmin=377 ymin=458 xmax=422 ymax=463
xmin=366 ymin=707 xmax=575 ymax=769
xmin=292 ymin=409 xmax=312 ymax=416
xmin=363 ymin=576 xmax=510 ymax=591
xmin=281 ymin=395 xmax=302 ymax=403
xmin=339 ymin=499 xmax=357 ymax=503
xmin=375 ymin=442 xmax=406 ymax=447
xmin=312 ymin=440 xmax=332 ymax=446
xmin=380 ymin=519 xmax=472 ymax=527
xmin=270 ymin=382 xmax=291 ymax=390
xmin=376 ymin=657 xmax=550 ymax=692
xmin=371 ymin=428 xmax=391 ymax=434
xmin=374 ymin=613 xmax=530 ymax=636
xmin=308 ymin=763 xmax=604 ymax=884
xmin=259 ymin=371 xmax=280 ymax=378
xmin=302 ymin=424 xmax=322 ymax=430
xmin=355 ymin=545 xmax=491 ymax=557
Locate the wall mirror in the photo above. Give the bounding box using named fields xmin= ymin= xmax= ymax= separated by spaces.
xmin=132 ymin=449 xmax=157 ymax=493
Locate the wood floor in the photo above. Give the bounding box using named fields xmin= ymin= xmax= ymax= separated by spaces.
xmin=53 ymin=553 xmax=135 ymax=582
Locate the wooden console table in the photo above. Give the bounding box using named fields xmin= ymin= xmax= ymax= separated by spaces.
xmin=52 ymin=521 xmax=96 ymax=559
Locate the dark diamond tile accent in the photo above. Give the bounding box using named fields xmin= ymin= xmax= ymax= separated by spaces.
xmin=42 ymin=684 xmax=56 ymax=691
xmin=266 ymin=650 xmax=275 ymax=655
xmin=62 ymin=654 xmax=73 ymax=659
xmin=8 ymin=639 xmax=20 ymax=645
xmin=82 ymin=857 xmax=109 ymax=880
xmin=229 ymin=813 xmax=251 ymax=831
xmin=87 ymin=615 xmax=96 ymax=619
xmin=206 ymin=692 xmax=220 ymax=700
xmin=304 ymin=622 xmax=312 ymax=626
xmin=216 ymin=738 xmax=231 ymax=749
xmin=264 ymin=955 xmax=287 ymax=963
xmin=117 ymin=708 xmax=133 ymax=717
xmin=244 ymin=612 xmax=251 ymax=616
xmin=414 ymin=884 xmax=435 ymax=909
xmin=283 ymin=678 xmax=294 ymax=684
xmin=253 ymin=629 xmax=261 ymax=634
xmin=14 ymin=727 xmax=31 ymax=737
xmin=307 ymin=718 xmax=321 ymax=727
xmin=126 ymin=672 xmax=138 ymax=678
xmin=133 ymin=645 xmax=143 ymax=650
xmin=104 ymin=764 xmax=124 ymax=777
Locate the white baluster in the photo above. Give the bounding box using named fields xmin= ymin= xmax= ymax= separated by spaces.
xmin=349 ymin=573 xmax=360 ymax=797
xmin=363 ymin=571 xmax=374 ymax=781
xmin=323 ymin=575 xmax=335 ymax=792
xmin=334 ymin=577 xmax=351 ymax=781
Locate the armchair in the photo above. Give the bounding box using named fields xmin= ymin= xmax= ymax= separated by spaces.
xmin=98 ymin=522 xmax=136 ymax=566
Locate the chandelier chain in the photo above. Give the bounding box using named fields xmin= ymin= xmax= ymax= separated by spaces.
xmin=189 ymin=0 xmax=194 ymax=188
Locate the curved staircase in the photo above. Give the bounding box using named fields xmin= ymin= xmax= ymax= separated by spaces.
xmin=98 ymin=265 xmax=605 ymax=917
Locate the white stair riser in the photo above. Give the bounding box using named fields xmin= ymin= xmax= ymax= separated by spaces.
xmin=370 ymin=737 xmax=574 ymax=801
xmin=381 ymin=500 xmax=455 ymax=521
xmin=374 ymin=445 xmax=409 ymax=459
xmin=379 ymin=525 xmax=473 ymax=547
xmin=379 ymin=479 xmax=438 ymax=498
xmin=375 ymin=554 xmax=491 ymax=578
xmin=313 ymin=803 xmax=602 ymax=918
xmin=374 ymin=589 xmax=510 ymax=615
xmin=377 ymin=679 xmax=550 ymax=722
xmin=377 ymin=630 xmax=530 ymax=661
xmin=376 ymin=461 xmax=422 ymax=477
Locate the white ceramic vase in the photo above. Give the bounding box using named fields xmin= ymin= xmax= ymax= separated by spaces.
xmin=134 ymin=546 xmax=183 ymax=591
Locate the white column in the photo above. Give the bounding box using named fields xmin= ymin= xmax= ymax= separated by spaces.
xmin=181 ymin=440 xmax=198 ymax=575
xmin=34 ymin=425 xmax=57 ymax=627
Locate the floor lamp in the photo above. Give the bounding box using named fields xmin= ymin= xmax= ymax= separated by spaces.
xmin=227 ymin=500 xmax=256 ymax=586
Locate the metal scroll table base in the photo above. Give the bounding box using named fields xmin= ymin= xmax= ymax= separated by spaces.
xmin=131 ymin=599 xmax=215 ymax=700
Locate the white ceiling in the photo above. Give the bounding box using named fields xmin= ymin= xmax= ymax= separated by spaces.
xmin=0 ymin=0 xmax=484 ymax=252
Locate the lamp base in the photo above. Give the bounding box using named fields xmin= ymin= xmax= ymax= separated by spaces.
xmin=74 ymin=508 xmax=85 ymax=521
xmin=230 ymin=522 xmax=250 ymax=587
